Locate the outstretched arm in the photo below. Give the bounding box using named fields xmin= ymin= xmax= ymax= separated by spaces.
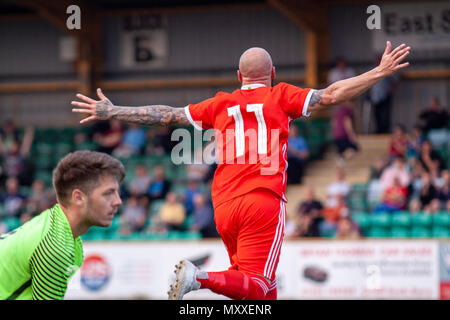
xmin=71 ymin=88 xmax=190 ymax=127
xmin=308 ymin=41 xmax=410 ymax=111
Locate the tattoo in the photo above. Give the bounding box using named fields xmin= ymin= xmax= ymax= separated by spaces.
xmin=99 ymin=103 xmax=190 ymax=127
xmin=308 ymin=89 xmax=324 ymax=108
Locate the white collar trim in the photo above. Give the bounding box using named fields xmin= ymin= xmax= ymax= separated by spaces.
xmin=241 ymin=83 xmax=267 ymax=90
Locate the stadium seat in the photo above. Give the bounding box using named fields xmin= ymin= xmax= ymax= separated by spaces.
xmin=411 ymin=212 xmax=433 ymax=228
xmin=367 ymin=227 xmax=390 ymax=238
xmin=370 ymin=212 xmax=391 ymax=228
xmin=3 ymin=217 xmax=21 ymax=232
xmin=352 ymin=212 xmax=371 ymax=234
xmin=411 ymin=227 xmax=432 ymax=238
xmin=391 ymin=212 xmax=411 ymax=228
xmin=433 ymin=212 xmax=450 ymax=228
xmin=432 ymin=227 xmax=450 ymax=238
xmin=390 ymin=227 xmax=410 ymax=238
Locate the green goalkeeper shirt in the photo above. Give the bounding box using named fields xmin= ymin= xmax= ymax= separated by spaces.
xmin=0 ymin=204 xmax=83 ymax=300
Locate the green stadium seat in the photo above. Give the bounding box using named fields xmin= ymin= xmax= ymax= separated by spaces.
xmin=432 ymin=227 xmax=450 ymax=238
xmin=391 ymin=212 xmax=411 ymax=228
xmin=35 ymin=142 xmax=53 ymax=156
xmin=411 ymin=227 xmax=432 ymax=238
xmin=368 ymin=227 xmax=390 ymax=238
xmin=371 ymin=212 xmax=391 ymax=228
xmin=411 ymin=213 xmax=432 ymax=228
xmin=433 ymin=212 xmax=450 ymax=228
xmin=352 ymin=212 xmax=371 ymax=234
xmin=390 ymin=227 xmax=410 ymax=238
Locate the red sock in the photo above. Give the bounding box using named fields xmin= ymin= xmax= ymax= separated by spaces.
xmin=196 ymin=270 xmax=269 ymax=300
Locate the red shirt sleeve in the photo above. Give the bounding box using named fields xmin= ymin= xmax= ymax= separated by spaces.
xmin=277 ymin=82 xmax=315 ymax=119
xmin=185 ymin=97 xmax=215 ymax=130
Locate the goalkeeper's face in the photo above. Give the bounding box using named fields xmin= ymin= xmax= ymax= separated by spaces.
xmin=85 ymin=174 xmax=123 ymax=227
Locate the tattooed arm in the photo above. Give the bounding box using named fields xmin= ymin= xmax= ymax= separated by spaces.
xmin=308 ymin=41 xmax=410 ymax=112
xmin=71 ymin=88 xmax=190 ymax=127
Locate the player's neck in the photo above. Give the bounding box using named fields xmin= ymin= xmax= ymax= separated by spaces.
xmin=240 ymin=78 xmax=272 ymax=87
xmin=59 ymin=203 xmax=89 ymax=239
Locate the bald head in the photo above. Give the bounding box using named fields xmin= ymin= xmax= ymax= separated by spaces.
xmin=238 ymin=47 xmax=274 ymax=83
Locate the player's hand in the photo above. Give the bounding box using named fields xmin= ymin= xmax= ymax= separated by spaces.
xmin=377 ymin=41 xmax=410 ymax=77
xmin=71 ymin=88 xmax=114 ymax=124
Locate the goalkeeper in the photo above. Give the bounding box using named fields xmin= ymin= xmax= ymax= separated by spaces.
xmin=0 ymin=150 xmax=124 ymax=300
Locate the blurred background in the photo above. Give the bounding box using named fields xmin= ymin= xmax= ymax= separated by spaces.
xmin=0 ymin=0 xmax=449 ymax=299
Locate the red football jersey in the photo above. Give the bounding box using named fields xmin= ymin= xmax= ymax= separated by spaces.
xmin=185 ymin=82 xmax=314 ymax=208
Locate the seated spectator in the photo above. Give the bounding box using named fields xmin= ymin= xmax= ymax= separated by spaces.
xmin=388 ymin=124 xmax=408 ymax=159
xmin=0 ymin=126 xmax=34 ymax=186
xmin=148 ymin=165 xmax=171 ymax=202
xmin=408 ymin=198 xmax=422 ymax=213
xmin=418 ymin=139 xmax=443 ymax=173
xmin=326 ymin=168 xmax=350 ymax=208
xmin=406 ymin=124 xmax=424 ymax=160
xmin=418 ymin=172 xmax=438 ymax=209
xmin=285 ymin=187 xmax=324 ymax=238
xmin=22 ymin=179 xmax=55 ymax=222
xmin=369 ymin=154 xmax=389 ymax=181
xmin=424 ymin=199 xmax=441 ymax=214
xmin=128 ymin=164 xmax=152 ymax=197
xmin=94 ymin=119 xmax=125 ymax=154
xmin=321 ymin=194 xmax=349 ymax=236
xmin=437 ymin=170 xmax=450 ymax=204
xmin=151 ymin=192 xmax=186 ymax=232
xmin=0 ymin=177 xmax=26 ymax=218
xmin=113 ymin=124 xmax=147 ymax=158
xmin=287 ymin=126 xmax=309 ymax=184
xmin=119 ymin=195 xmax=148 ymax=235
xmin=375 ymin=176 xmax=408 ymax=213
xmin=380 ymin=155 xmax=411 ymax=192
xmin=147 ymin=127 xmax=177 ymax=155
xmin=335 ymin=215 xmax=361 ymax=240
xmin=190 ymin=193 xmax=218 ymax=238
xmin=331 ymin=101 xmax=359 ymax=164
xmin=182 ymin=178 xmax=203 ymax=216
xmin=418 ymin=96 xmax=449 ymax=147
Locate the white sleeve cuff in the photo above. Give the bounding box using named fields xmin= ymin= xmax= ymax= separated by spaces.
xmin=184 ymin=105 xmax=204 ymax=131
xmin=302 ymin=89 xmax=315 ymax=117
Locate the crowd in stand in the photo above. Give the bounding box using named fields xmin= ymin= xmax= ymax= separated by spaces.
xmin=0 ymin=91 xmax=448 ymax=240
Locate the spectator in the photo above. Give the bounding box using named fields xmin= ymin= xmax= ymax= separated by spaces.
xmin=148 ymin=165 xmax=171 ymax=202
xmin=327 ymin=56 xmax=356 ymax=84
xmin=285 ymin=186 xmax=324 ymax=238
xmin=0 ymin=126 xmax=34 ymax=186
xmin=419 ymin=96 xmax=448 ymax=138
xmin=0 ymin=177 xmax=26 ymax=218
xmin=375 ymin=176 xmax=408 ymax=213
xmin=119 ymin=195 xmax=148 ymax=235
xmin=388 ymin=124 xmax=408 ymax=159
xmin=128 ymin=164 xmax=152 ymax=197
xmin=418 ymin=172 xmax=438 ymax=209
xmin=190 ymin=193 xmax=218 ymax=238
xmin=152 ymin=192 xmax=186 ymax=232
xmin=418 ymin=140 xmax=443 ymax=173
xmin=368 ymin=55 xmax=399 ymax=133
xmin=186 ymin=138 xmax=217 ymax=183
xmin=287 ymin=126 xmax=309 ymax=184
xmin=331 ymin=101 xmax=359 ymax=163
xmin=335 ymin=215 xmax=361 ymax=240
xmin=369 ymin=154 xmax=389 ymax=181
xmin=408 ymin=198 xmax=422 ymax=213
xmin=406 ymin=124 xmax=424 ymax=160
xmin=424 ymin=199 xmax=441 ymax=214
xmin=94 ymin=119 xmax=125 ymax=154
xmin=326 ymin=167 xmax=350 ymax=208
xmin=182 ymin=178 xmax=203 ymax=216
xmin=380 ymin=155 xmax=411 ymax=192
xmin=23 ymin=179 xmax=55 ymax=221
xmin=0 ymin=120 xmax=20 ymax=154
xmin=437 ymin=170 xmax=450 ymax=204
xmin=113 ymin=124 xmax=147 ymax=158
xmin=147 ymin=127 xmax=177 ymax=155
xmin=321 ymin=194 xmax=349 ymax=235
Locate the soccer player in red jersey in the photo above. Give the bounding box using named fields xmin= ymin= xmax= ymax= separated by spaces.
xmin=72 ymin=41 xmax=410 ymax=300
